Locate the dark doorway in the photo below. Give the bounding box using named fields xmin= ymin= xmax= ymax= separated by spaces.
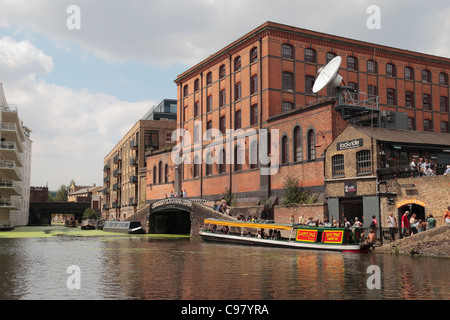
xmin=340 ymin=198 xmax=364 ymax=225
xmin=148 ymin=210 xmax=191 ymax=234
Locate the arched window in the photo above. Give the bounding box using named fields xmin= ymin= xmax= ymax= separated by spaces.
xmin=193 ymin=156 xmax=199 ymax=178
xmin=282 ymin=101 xmax=294 ymax=113
xmin=281 ymin=44 xmax=294 ymax=59
xmin=307 ymin=129 xmax=316 ymax=161
xmin=386 ymin=63 xmax=396 ymax=77
xmin=282 ymin=72 xmax=294 ymax=91
xmin=404 ymin=67 xmax=414 ymax=80
xmin=164 ymin=164 xmax=169 ymax=183
xmin=249 ymin=140 xmax=258 ymax=169
xmin=153 ymin=166 xmax=157 ymax=184
xmin=326 ymin=52 xmax=336 ymax=63
xmin=304 ymin=48 xmax=316 ymax=63
xmin=234 ymin=56 xmax=241 ymax=71
xmin=206 ymin=72 xmax=213 ymax=85
xmin=347 ymin=56 xmax=358 ymax=71
xmin=219 ymin=64 xmax=226 ymax=79
xmin=367 ymin=60 xmax=377 ymax=74
xmin=219 ymin=147 xmax=226 ymax=174
xmin=183 ymin=85 xmax=188 ymax=97
xmin=158 ymin=161 xmax=163 ymax=184
xmin=194 ymin=79 xmax=200 ymax=91
xmin=250 ymin=47 xmax=258 ymax=63
xmin=234 ymin=144 xmax=243 ymax=171
xmin=281 ymin=135 xmax=289 ymax=164
xmin=293 ymin=126 xmax=302 ymax=162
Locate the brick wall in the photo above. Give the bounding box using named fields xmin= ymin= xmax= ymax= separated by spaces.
xmin=273 ymin=204 xmax=327 ymax=225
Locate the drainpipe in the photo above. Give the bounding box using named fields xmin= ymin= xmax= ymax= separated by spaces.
xmin=228 ymin=53 xmax=233 ymax=195
xmin=200 ymin=72 xmax=203 ymax=198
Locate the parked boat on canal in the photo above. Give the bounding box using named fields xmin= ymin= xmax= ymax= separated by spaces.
xmin=102 ymin=221 xmax=146 ymax=234
xmin=80 ymin=219 xmax=96 ymax=230
xmin=200 ymin=218 xmax=371 ymax=253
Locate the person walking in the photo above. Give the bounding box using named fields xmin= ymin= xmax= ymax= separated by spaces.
xmin=386 ymin=212 xmax=397 ymax=241
xmin=426 ymin=214 xmax=437 ymax=229
xmin=401 ymin=211 xmax=410 ymax=237
xmin=444 ymin=206 xmax=450 ymax=224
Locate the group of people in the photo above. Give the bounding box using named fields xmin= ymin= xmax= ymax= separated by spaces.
xmin=400 ymin=210 xmax=438 ymax=237
xmin=213 ymin=199 xmax=232 ymax=216
xmin=165 ymin=190 xmax=188 ymax=198
xmin=410 ymin=158 xmax=438 ymax=177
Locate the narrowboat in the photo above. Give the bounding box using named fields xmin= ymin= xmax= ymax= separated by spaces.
xmin=102 ymin=221 xmax=146 ymax=234
xmin=199 ymin=219 xmax=371 ymax=253
xmin=80 ymin=219 xmax=96 ymax=230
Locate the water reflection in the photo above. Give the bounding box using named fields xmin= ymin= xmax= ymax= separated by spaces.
xmin=0 ymin=236 xmax=449 ymax=300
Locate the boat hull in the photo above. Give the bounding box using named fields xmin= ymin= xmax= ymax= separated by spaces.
xmin=199 ymin=231 xmax=367 ymax=253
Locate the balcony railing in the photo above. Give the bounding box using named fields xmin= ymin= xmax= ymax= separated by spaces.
xmin=113 ymin=169 xmax=122 ymax=177
xmin=0 ymin=198 xmax=20 ymax=209
xmin=113 ymin=154 xmax=122 ymax=163
xmin=0 ymin=160 xmax=22 ymax=180
xmin=0 ymin=179 xmax=22 ymax=195
xmin=129 ymin=175 xmax=138 ymax=184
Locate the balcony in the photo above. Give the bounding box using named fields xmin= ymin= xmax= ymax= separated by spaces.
xmin=130 ymin=139 xmax=139 ymax=150
xmin=113 ymin=169 xmax=122 ymax=177
xmin=103 ymin=189 xmax=110 ymax=195
xmin=130 ymin=157 xmax=138 ymax=167
xmin=113 ymin=184 xmax=121 ymax=191
xmin=0 ymin=160 xmax=22 ymax=181
xmin=129 ymin=175 xmax=138 ymax=184
xmin=1 ymin=122 xmax=23 ymax=152
xmin=0 ymin=198 xmax=20 ymax=210
xmin=113 ymin=154 xmax=122 ymax=163
xmin=104 ymin=164 xmax=110 ymax=172
xmin=0 ymin=179 xmax=22 ymax=196
xmin=1 ymin=104 xmax=26 ymax=142
xmin=129 ymin=197 xmax=137 ymax=206
xmin=104 ymin=176 xmax=110 ymax=183
xmin=0 ymin=141 xmax=23 ymax=167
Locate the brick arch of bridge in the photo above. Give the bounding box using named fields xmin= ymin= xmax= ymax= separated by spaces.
xmin=28 ymin=201 xmax=91 ymax=225
xmin=147 ymin=198 xmax=233 ymax=236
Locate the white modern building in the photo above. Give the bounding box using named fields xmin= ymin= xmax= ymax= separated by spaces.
xmin=0 ymin=83 xmax=32 ymax=227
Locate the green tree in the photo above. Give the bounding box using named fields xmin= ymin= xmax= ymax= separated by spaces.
xmin=53 ymin=184 xmax=69 ymax=201
xmin=83 ymin=208 xmax=98 ymax=220
xmin=281 ymin=176 xmax=317 ymax=206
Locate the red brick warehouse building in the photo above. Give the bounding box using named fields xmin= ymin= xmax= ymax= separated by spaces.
xmin=146 ymin=21 xmax=450 ymax=203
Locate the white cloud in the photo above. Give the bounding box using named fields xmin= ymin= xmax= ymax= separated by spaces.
xmin=0 ymin=37 xmax=155 ymax=189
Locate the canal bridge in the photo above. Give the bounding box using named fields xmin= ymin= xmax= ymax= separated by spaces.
xmin=147 ymin=198 xmax=234 ymax=236
xmin=28 ymin=201 xmax=91 ymax=225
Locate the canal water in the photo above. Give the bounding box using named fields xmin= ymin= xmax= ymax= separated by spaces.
xmin=0 ymin=229 xmax=449 ymax=302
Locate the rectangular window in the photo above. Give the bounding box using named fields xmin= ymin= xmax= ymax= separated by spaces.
xmin=332 ymin=155 xmax=345 ymax=177
xmin=282 ymin=72 xmax=294 ymax=91
xmin=441 ymin=121 xmax=449 ymax=133
xmin=145 ymin=131 xmax=159 ymax=150
xmin=423 ymin=119 xmax=432 ymax=132
xmin=250 ymin=104 xmax=258 ymax=126
xmin=206 ymin=120 xmax=212 ymax=140
xmin=423 ymin=94 xmax=431 ymax=111
xmin=235 ymin=110 xmax=241 ymax=129
xmin=219 ymin=89 xmax=226 ymax=107
xmin=219 ymin=116 xmax=226 ymax=135
xmin=440 ymin=96 xmax=449 ymax=113
xmin=357 ymin=150 xmax=371 ymax=175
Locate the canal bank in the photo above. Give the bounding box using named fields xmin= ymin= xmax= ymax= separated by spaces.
xmin=374 ymin=224 xmax=450 ymax=258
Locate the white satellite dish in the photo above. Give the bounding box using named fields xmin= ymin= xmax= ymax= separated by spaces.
xmin=312 ymin=56 xmax=343 ymax=94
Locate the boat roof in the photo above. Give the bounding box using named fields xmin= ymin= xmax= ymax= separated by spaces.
xmin=204 ymin=218 xmax=294 ymax=231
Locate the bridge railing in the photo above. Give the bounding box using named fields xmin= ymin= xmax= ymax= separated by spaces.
xmin=150 ymin=197 xmax=216 ymax=211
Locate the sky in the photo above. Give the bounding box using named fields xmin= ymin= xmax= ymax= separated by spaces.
xmin=0 ymin=0 xmax=449 ymax=191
